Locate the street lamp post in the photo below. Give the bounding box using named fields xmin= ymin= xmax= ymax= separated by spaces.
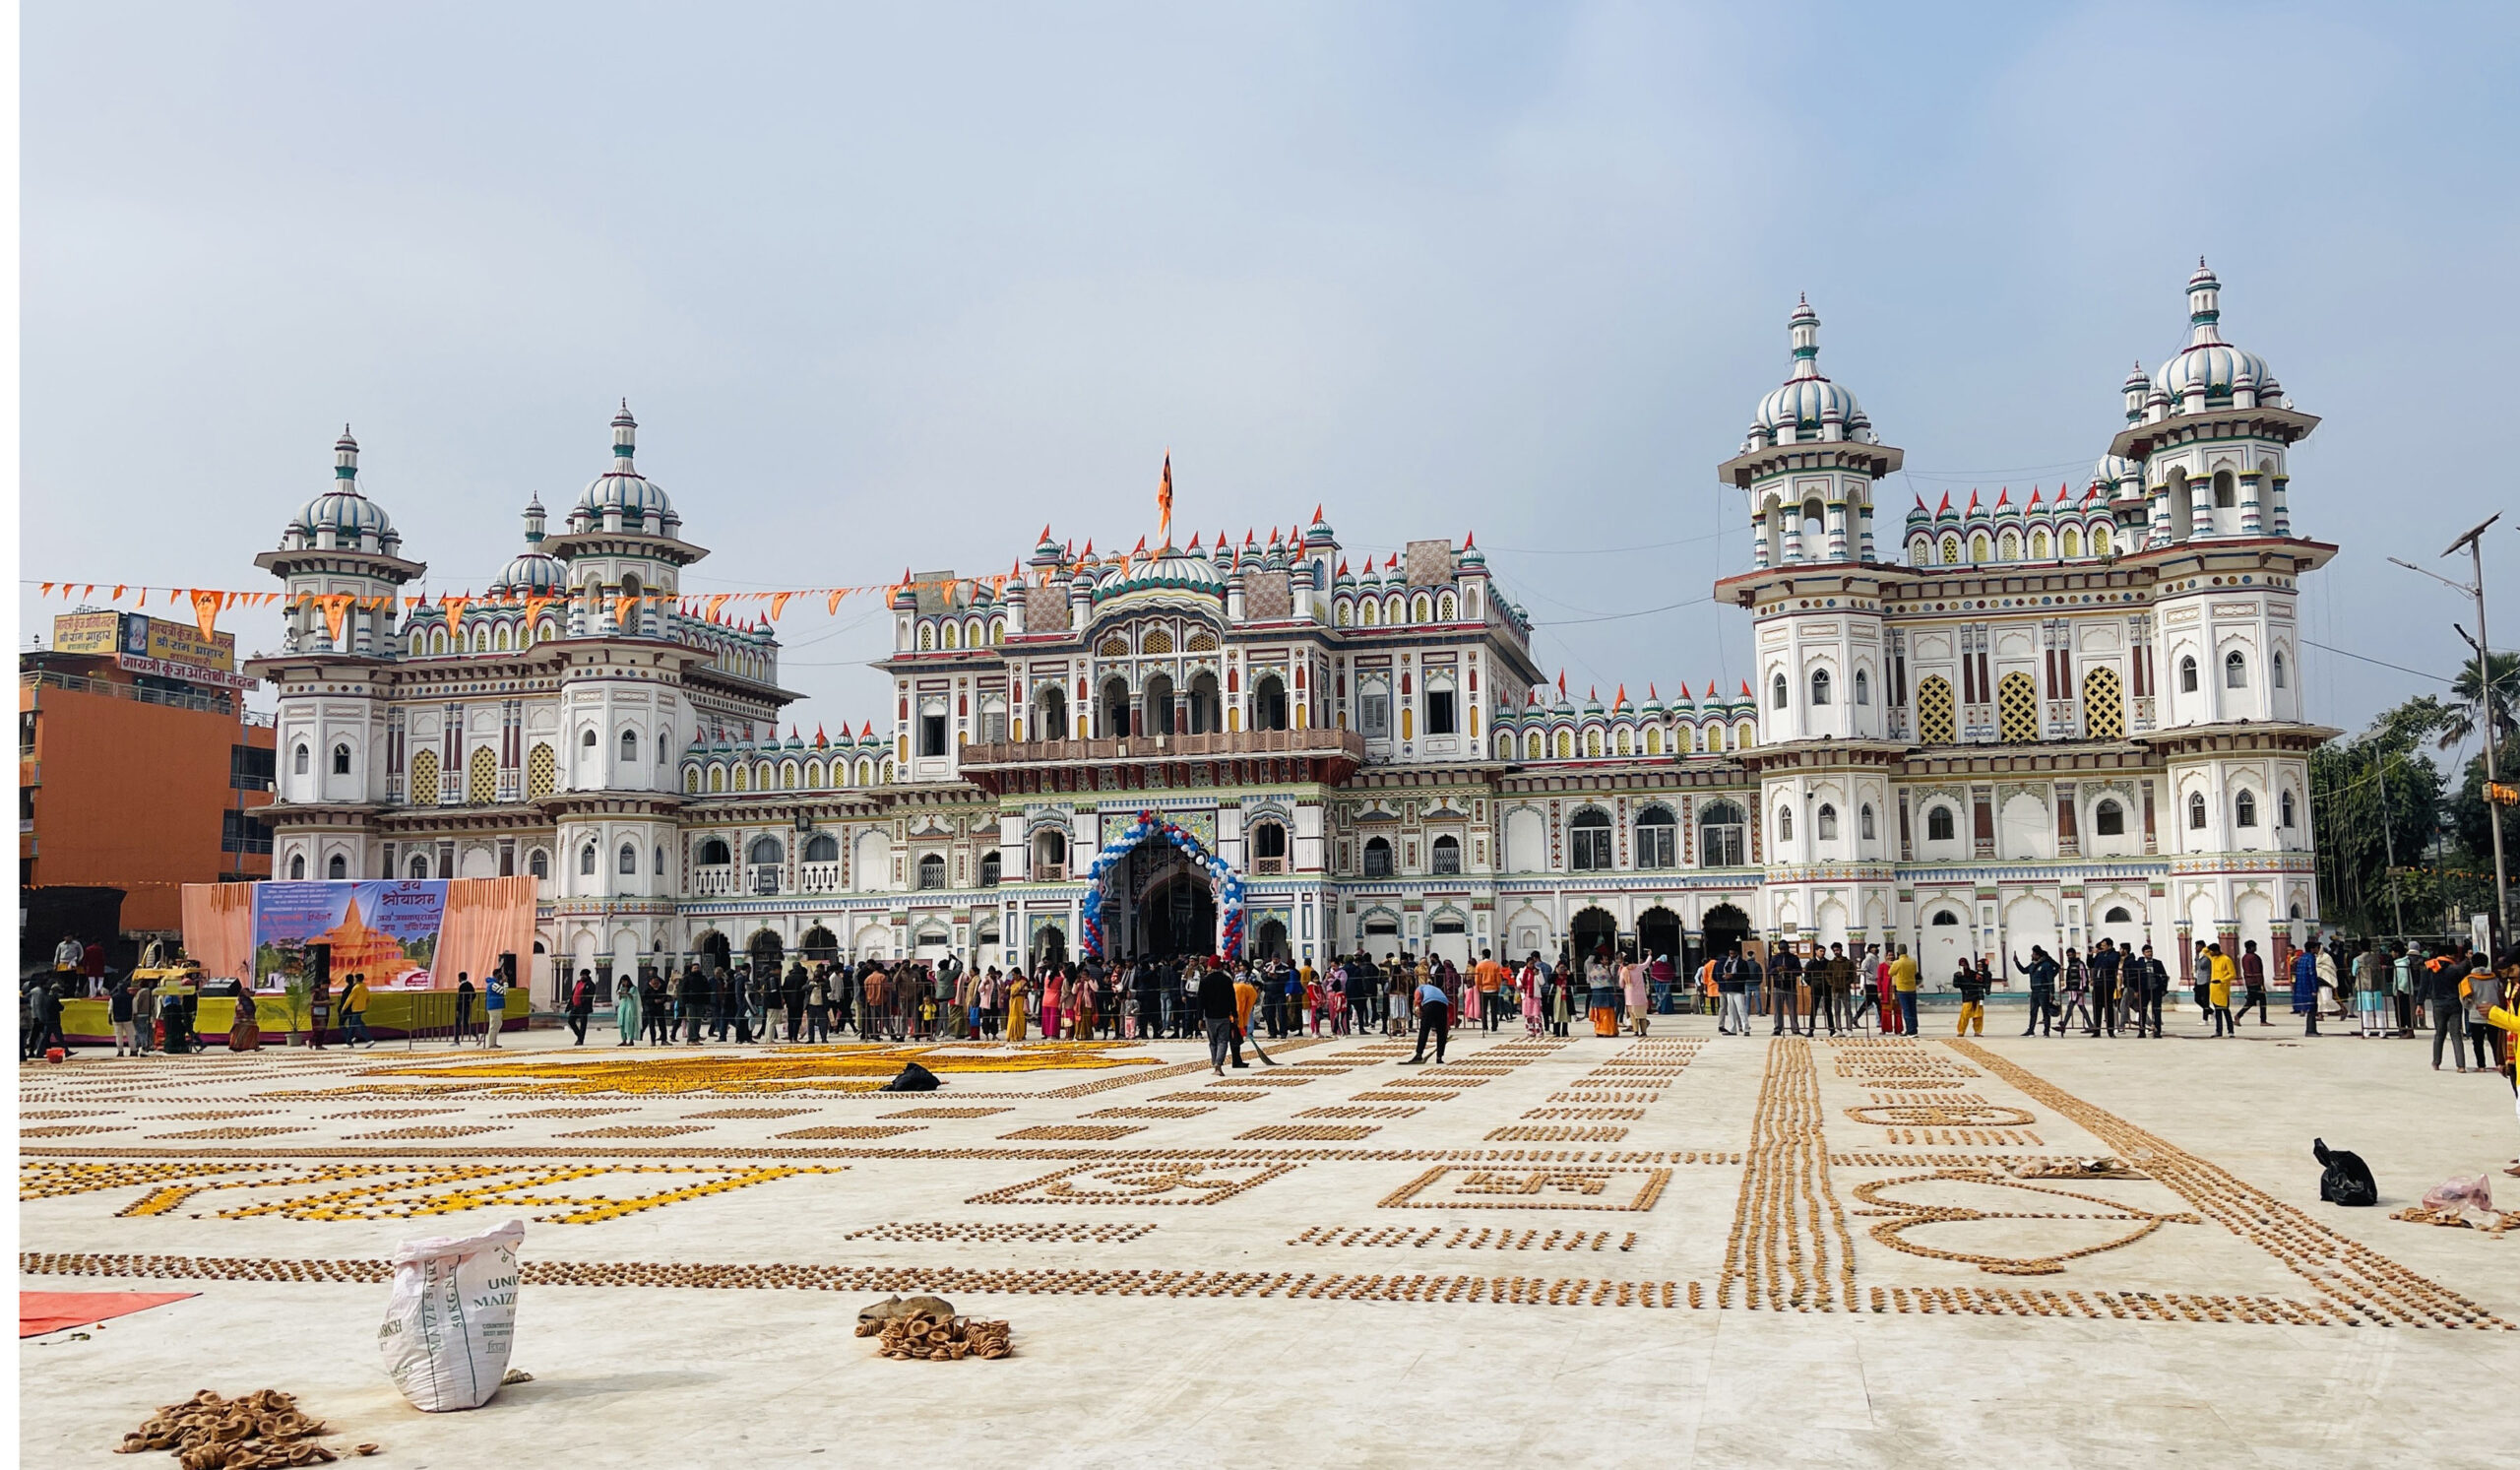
xmin=2390 ymin=511 xmax=2508 ymax=944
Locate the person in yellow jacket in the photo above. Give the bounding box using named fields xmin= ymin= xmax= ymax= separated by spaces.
xmin=1889 ymin=945 xmax=1920 ymax=1037
xmin=2207 ymin=943 xmax=2238 ymax=1037
xmin=341 ymin=974 xmax=373 ymax=1049
xmin=2481 ymin=956 xmax=2518 ymax=1134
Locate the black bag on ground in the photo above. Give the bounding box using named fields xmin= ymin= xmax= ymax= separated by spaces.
xmin=2314 ymin=1137 xmax=2377 ymax=1206
xmin=878 ymin=1061 xmax=941 ymax=1093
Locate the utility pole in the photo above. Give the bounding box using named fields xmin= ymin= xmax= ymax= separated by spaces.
xmin=2392 ymin=511 xmax=2508 ymax=944
xmin=2376 ymin=753 xmax=2405 ymax=937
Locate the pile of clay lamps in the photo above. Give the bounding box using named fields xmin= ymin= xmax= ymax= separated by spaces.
xmin=111 ymin=1387 xmax=375 ymax=1466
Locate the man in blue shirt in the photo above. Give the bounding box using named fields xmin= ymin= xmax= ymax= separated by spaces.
xmin=483 ymin=969 xmax=508 ymax=1049
xmin=1402 ymin=974 xmax=1451 ymax=1064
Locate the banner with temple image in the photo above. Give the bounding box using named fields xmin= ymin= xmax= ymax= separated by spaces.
xmin=251 ymin=880 xmax=449 ymax=991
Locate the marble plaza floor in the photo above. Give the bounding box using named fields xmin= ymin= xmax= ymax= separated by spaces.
xmin=18 ymin=1009 xmax=2520 ymax=1467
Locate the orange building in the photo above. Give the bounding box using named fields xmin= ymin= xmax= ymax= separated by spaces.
xmin=20 ymin=610 xmax=276 ymax=950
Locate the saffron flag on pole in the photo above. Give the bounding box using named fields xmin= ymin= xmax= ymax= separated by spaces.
xmin=1157 ymin=450 xmax=1173 ymax=547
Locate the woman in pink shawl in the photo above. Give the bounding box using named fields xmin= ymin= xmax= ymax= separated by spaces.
xmin=1065 ymin=964 xmax=1091 ymax=1041
xmin=1455 ymin=957 xmax=1480 ymax=1026
xmin=1040 ymin=967 xmax=1065 ymax=1041
xmin=1520 ymin=957 xmax=1545 ymax=1037
xmin=1623 ymin=957 xmax=1651 ymax=1037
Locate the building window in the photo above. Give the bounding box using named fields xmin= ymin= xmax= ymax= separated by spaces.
xmin=655 ymin=845 xmax=665 ymax=875
xmin=220 ymin=809 xmax=273 ymax=855
xmin=1569 ymin=809 xmax=1612 ymax=870
xmin=1636 ymin=806 xmax=1675 ymax=868
xmin=1775 ymin=804 xmax=1794 ymax=842
xmin=1816 ymin=803 xmax=1838 ymax=840
xmin=919 ymin=712 xmax=948 ymax=757
xmin=2225 ymin=651 xmax=2247 ymax=688
xmin=979 ymin=851 xmax=1001 ymax=886
xmin=1362 ymin=836 xmax=1394 ymax=876
xmin=1698 ymin=800 xmax=1745 ymax=866
xmin=1255 ymin=675 xmax=1289 ymax=732
xmin=580 ymin=843 xmax=598 ymax=875
xmin=1810 ymin=670 xmax=1832 ymax=707
xmin=1853 ymin=669 xmax=1869 ymax=706
xmin=332 ymin=743 xmax=352 ymax=776
xmin=917 ymin=854 xmax=946 ymax=890
xmin=528 ymin=849 xmax=548 ymax=879
xmin=327 ymin=854 xmax=346 ymax=879
xmin=2187 ymin=792 xmax=2208 ymax=830
xmin=2272 ymin=652 xmax=2287 ymax=689
xmin=620 ymin=729 xmax=638 ymax=763
xmin=2279 ymin=790 xmax=2297 ymax=828
xmin=287 ymin=853 xmax=306 ymax=879
xmin=2179 ymin=656 xmax=2199 ymax=693
xmin=1858 ymin=803 xmax=1876 ymax=841
xmin=2234 ymin=790 xmax=2258 ymax=828
xmin=293 ymin=743 xmax=310 ymax=775
xmin=1772 ymin=673 xmax=1790 ymax=709
xmin=409 ymin=853 xmax=430 ymax=878
xmin=583 ymin=728 xmax=598 ymax=750
xmin=804 ymin=833 xmax=840 ymax=863
xmin=1425 ymin=686 xmax=1458 ymax=735
xmin=2094 ymin=799 xmax=2125 ymax=836
xmin=1925 ymin=804 xmax=1956 ymax=843
xmin=1431 ymin=834 xmax=1462 ymax=874
xmin=1360 ymin=690 xmax=1391 ymax=739
xmin=619 ymin=843 xmax=638 ymax=875
xmin=1034 ymin=829 xmax=1067 ymax=877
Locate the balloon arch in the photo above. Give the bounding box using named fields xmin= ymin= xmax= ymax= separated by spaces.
xmin=1079 ymin=807 xmax=1245 ymax=960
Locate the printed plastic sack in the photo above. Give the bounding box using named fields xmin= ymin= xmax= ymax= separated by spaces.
xmin=378 ymin=1219 xmax=525 ymax=1412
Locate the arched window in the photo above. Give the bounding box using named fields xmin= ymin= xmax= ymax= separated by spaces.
xmin=1925 ymin=804 xmax=1956 ymax=843
xmin=528 ymin=849 xmax=548 ymax=879
xmin=620 ymin=729 xmax=638 ymax=764
xmin=1775 ymin=804 xmax=1794 ymax=842
xmin=2272 ymin=652 xmax=2287 ymax=689
xmin=1858 ymin=803 xmax=1876 ymax=841
xmin=1035 ymin=829 xmax=1068 ymax=876
xmin=2225 ymin=651 xmax=2247 ymax=688
xmin=2094 ymin=799 xmax=2125 ymax=836
xmin=748 ymin=836 xmax=784 ymax=866
xmin=580 ymin=843 xmax=598 ymax=875
xmin=1852 ymin=669 xmax=1869 ymax=706
xmin=409 ymin=853 xmax=429 ymax=878
xmin=2179 ymin=656 xmax=2199 ymax=693
xmin=2213 ymin=469 xmax=2236 ymax=508
xmin=916 ymin=854 xmax=946 ymax=890
xmin=698 ymin=837 xmax=731 ymax=866
xmin=2234 ymin=790 xmax=2258 ymax=828
xmin=1255 ymin=674 xmax=1289 ymax=732
xmin=804 ymin=833 xmax=839 ymax=863
xmin=618 ymin=842 xmax=638 ymax=875
xmin=1430 ymin=834 xmax=1462 ymax=875
xmin=2280 ymin=790 xmax=2297 ymax=828
xmin=978 ymin=851 xmax=1000 ymax=886
xmin=1569 ymin=809 xmax=1612 ymax=870
xmin=1635 ymin=806 xmax=1676 ymax=868
xmin=1772 ymin=672 xmax=1790 ymax=709
xmin=292 ymin=743 xmax=309 ymax=775
xmin=1250 ymin=821 xmax=1288 ymax=870
xmin=327 ymin=854 xmax=346 ymax=879
xmin=1916 ymin=675 xmax=1955 ymax=744
xmin=332 ymin=742 xmax=352 ymax=776
xmin=1362 ymin=836 xmax=1394 ymax=876
xmin=2187 ymin=792 xmax=2208 ymax=830
xmin=1816 ymin=802 xmax=1838 ymax=840
xmin=288 ymin=854 xmax=306 ymax=879
xmin=1698 ymin=800 xmax=1745 ymax=866
xmin=1810 ymin=670 xmax=1832 ymax=707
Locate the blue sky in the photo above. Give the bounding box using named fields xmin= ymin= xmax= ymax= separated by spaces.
xmin=23 ymin=2 xmax=2520 ymax=736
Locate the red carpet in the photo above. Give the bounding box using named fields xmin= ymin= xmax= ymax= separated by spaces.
xmin=20 ymin=1291 xmax=198 ymax=1338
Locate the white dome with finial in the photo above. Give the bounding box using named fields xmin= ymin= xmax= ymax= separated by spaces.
xmin=570 ymin=402 xmax=679 ymax=531
xmin=491 ymin=493 xmax=563 ymax=593
xmin=1746 ymin=296 xmax=1875 ymax=448
xmin=284 ymin=425 xmax=401 ymax=551
xmin=2149 ymin=259 xmax=2282 ymax=408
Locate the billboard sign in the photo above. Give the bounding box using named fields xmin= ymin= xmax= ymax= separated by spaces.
xmin=251 ymin=879 xmax=449 ymax=991
xmin=51 ymin=610 xmax=123 ymax=656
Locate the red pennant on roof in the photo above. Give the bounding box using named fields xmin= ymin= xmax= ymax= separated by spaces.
xmin=1337 ymin=558 xmax=1349 ymax=576
xmin=1648 ymin=682 xmax=1658 ymax=700
xmin=1996 ymin=487 xmax=2011 ymax=507
xmin=860 ymin=721 xmax=873 ymax=737
xmin=1739 ymin=680 xmax=1752 ymax=697
xmin=1937 ymin=491 xmax=1951 ymax=513
xmin=1311 ymin=504 xmax=1324 ymax=524
xmin=1613 ymin=683 xmax=1627 ymax=707
xmin=1677 ymin=681 xmax=1690 ymax=700
xmin=814 ymin=725 xmax=827 ymax=746
xmin=1556 ymin=671 xmax=1567 ymax=697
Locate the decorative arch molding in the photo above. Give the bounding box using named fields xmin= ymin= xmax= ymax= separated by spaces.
xmin=1079 ymin=807 xmax=1246 ymax=959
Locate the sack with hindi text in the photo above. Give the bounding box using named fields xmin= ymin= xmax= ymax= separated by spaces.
xmin=378 ymin=1219 xmax=526 ymax=1411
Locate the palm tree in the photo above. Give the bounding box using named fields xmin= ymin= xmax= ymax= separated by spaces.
xmin=2436 ymin=651 xmax=2520 ymax=752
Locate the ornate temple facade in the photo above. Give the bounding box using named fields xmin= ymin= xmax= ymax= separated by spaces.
xmin=250 ymin=263 xmax=2332 ymax=999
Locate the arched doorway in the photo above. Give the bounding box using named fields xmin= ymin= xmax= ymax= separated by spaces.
xmin=1030 ymin=924 xmax=1067 ymax=974
xmin=1569 ymin=907 xmax=1618 ymax=969
xmin=748 ymin=929 xmax=784 ymax=977
xmin=1694 ymin=903 xmax=1751 ymax=977
xmin=1139 ymin=871 xmax=1217 ymax=960
xmin=1919 ymin=905 xmax=1971 ymax=992
xmin=1251 ymin=917 xmax=1291 ymax=962
xmin=798 ymin=926 xmax=839 ymax=964
xmin=1426 ymin=911 xmax=1471 ymax=969
xmin=694 ymin=930 xmax=732 ymax=973
xmin=1638 ymin=907 xmax=1682 ymax=1008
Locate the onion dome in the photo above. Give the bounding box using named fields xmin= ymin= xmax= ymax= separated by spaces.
xmin=1304 ymin=506 xmax=1336 ymax=545
xmin=489 ymin=493 xmax=563 ymax=593
xmin=285 ymin=426 xmax=402 ymax=552
xmin=1745 ymin=296 xmax=1875 ymax=448
xmin=2150 ymin=260 xmax=2281 ymax=409
xmin=1906 ymin=495 xmax=1931 ymax=527
xmin=1457 ymin=531 xmax=1485 ymax=570
xmin=2089 ymin=451 xmax=2141 ymax=498
xmin=570 ymin=402 xmax=679 ymax=533
xmin=1097 ymin=546 xmax=1227 ymax=600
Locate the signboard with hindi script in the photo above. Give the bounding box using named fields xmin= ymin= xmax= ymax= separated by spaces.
xmin=51 ymin=610 xmax=123 ymax=656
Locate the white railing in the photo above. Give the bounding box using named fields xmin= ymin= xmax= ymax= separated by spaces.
xmin=800 ymin=861 xmax=843 ymax=893
xmin=690 ymin=864 xmax=735 ymax=896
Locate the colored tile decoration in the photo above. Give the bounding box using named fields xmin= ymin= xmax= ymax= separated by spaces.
xmin=1482 ymin=1125 xmax=1632 ymax=1143
xmin=19 ymin=1250 xmax=2392 ymax=1324
xmin=1949 ymin=1039 xmax=2511 ymax=1329
xmin=968 ymin=1161 xmax=1297 ymax=1207
xmin=344 ymin=1044 xmax=1163 ymax=1097
xmin=775 ymin=1125 xmax=925 ymax=1140
xmin=1850 ymin=1170 xmax=2203 ymax=1276
xmin=1233 ymin=1125 xmax=1378 ymax=1142
xmin=1291 ymin=1225 xmax=1634 ymax=1252
xmin=1082 ymin=1107 xmax=1212 ymax=1119
xmin=998 ymin=1125 xmax=1147 ymax=1141
xmin=1719 ymin=1038 xmax=1857 ymax=1312
xmin=843 ymin=1221 xmax=1159 ymax=1245
xmin=1380 ymin=1166 xmax=1672 ymax=1212
xmin=877 ymin=1107 xmax=1014 ymax=1119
